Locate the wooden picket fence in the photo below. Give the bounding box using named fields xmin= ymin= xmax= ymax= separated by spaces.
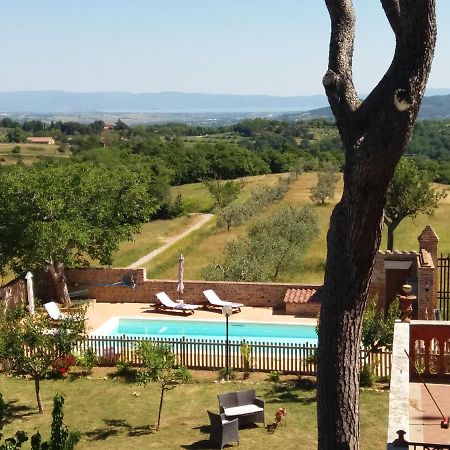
xmin=78 ymin=335 xmax=392 ymax=378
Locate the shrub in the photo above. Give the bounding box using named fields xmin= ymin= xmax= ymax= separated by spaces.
xmin=360 ymin=363 xmax=376 ymax=387
xmin=51 ymin=355 xmax=75 ymax=376
xmin=75 ymin=348 xmax=99 ymax=374
xmin=267 ymin=370 xmax=281 ymax=383
xmin=240 ymin=343 xmax=253 ymax=379
xmin=115 ymin=360 xmax=136 ymax=378
xmin=218 ymin=367 xmax=236 ymax=381
xmin=10 ymin=145 xmax=20 ymax=154
xmin=174 ymin=365 xmax=193 ymax=383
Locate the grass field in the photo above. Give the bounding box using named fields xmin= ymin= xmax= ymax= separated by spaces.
xmin=0 ymin=143 xmax=70 ymax=165
xmin=140 ymin=172 xmax=450 ymax=284
xmin=0 ymin=372 xmax=388 ymax=450
xmin=109 ymin=215 xmax=202 ymax=267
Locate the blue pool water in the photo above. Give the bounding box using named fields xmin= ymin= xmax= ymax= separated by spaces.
xmin=94 ymin=317 xmax=317 ymax=345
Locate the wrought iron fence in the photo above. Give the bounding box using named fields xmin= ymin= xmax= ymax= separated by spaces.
xmin=437 ymin=254 xmax=450 ymax=320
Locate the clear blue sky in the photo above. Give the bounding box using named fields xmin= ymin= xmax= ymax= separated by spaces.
xmin=1 ymin=0 xmax=448 ymax=96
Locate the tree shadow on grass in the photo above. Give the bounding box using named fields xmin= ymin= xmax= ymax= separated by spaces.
xmin=264 ymin=381 xmax=316 ymax=404
xmin=2 ymin=400 xmax=36 ymax=424
xmin=85 ymin=418 xmax=154 ymax=441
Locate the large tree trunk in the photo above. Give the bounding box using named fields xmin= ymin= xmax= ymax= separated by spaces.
xmin=317 ymin=1 xmax=436 ymax=449
xmin=47 ymin=261 xmax=71 ymax=307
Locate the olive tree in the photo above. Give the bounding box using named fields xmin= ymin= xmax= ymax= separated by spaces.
xmin=317 ymin=1 xmax=436 ymax=448
xmin=203 ymin=206 xmax=319 ymax=281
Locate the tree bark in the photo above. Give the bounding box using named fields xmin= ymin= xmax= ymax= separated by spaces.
xmin=34 ymin=376 xmax=44 ymax=414
xmin=156 ymin=387 xmax=166 ymax=431
xmin=47 ymin=261 xmax=71 ymax=307
xmin=317 ymin=1 xmax=436 ymax=449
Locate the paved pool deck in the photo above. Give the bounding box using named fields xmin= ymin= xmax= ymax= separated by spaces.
xmin=409 ymin=381 xmax=450 ymax=445
xmin=86 ymin=301 xmax=317 ymax=334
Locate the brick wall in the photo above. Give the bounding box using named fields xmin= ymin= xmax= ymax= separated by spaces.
xmin=368 ymin=251 xmax=418 ymax=310
xmin=0 ymin=276 xmax=27 ymax=309
xmin=36 ymin=267 xmax=321 ymax=310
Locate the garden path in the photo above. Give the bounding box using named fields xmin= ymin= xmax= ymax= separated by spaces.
xmin=126 ymin=213 xmax=214 ymax=269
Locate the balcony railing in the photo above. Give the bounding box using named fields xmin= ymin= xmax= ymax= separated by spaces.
xmin=392 ymin=430 xmax=450 ymax=449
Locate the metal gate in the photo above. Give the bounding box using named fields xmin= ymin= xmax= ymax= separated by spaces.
xmin=437 ymin=254 xmax=450 ymax=320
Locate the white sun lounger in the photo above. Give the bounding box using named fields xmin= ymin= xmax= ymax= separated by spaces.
xmin=44 ymin=301 xmax=69 ymax=320
xmin=203 ymin=289 xmax=243 ymax=312
xmin=155 ymin=292 xmax=200 ymax=315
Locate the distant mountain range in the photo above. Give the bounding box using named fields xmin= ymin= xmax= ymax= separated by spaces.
xmin=0 ymin=91 xmax=327 ymax=114
xmin=0 ymin=89 xmax=449 ymax=121
xmin=283 ymin=93 xmax=450 ymax=121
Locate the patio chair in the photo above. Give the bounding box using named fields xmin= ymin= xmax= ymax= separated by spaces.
xmin=218 ymin=389 xmax=265 ymax=427
xmin=154 ymin=292 xmax=200 ymax=315
xmin=44 ymin=302 xmax=86 ymax=330
xmin=207 ymin=410 xmax=239 ymax=449
xmin=203 ymin=289 xmax=243 ymax=313
xmin=44 ymin=301 xmax=69 ymax=320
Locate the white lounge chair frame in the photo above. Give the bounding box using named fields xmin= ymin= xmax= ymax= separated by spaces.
xmin=155 ymin=292 xmax=200 ymax=315
xmin=44 ymin=301 xmax=69 ymax=320
xmin=203 ymin=289 xmax=243 ymax=312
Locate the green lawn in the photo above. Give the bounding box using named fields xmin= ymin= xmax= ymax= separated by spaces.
xmin=109 ymin=215 xmax=201 ymax=268
xmin=0 ymin=372 xmax=388 ymax=450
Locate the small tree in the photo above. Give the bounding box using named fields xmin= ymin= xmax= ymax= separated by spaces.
xmin=0 ymin=308 xmax=85 ymax=414
xmin=136 ymin=342 xmax=192 ymax=431
xmin=216 ymin=202 xmax=245 ymax=231
xmin=30 ymin=395 xmax=80 ymax=450
xmin=310 ymin=164 xmax=340 ymax=205
xmin=384 ymin=158 xmax=446 ymax=250
xmin=203 ymin=179 xmax=245 ymax=209
xmin=290 ymin=158 xmax=305 ymax=180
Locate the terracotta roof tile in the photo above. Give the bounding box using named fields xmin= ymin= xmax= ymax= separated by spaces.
xmin=283 ymin=288 xmax=318 ymax=304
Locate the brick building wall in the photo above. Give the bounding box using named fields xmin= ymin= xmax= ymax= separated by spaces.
xmin=368 ymin=251 xmax=418 ymax=311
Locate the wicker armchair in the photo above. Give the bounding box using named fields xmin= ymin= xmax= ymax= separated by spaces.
xmin=207 ymin=410 xmax=239 ymax=449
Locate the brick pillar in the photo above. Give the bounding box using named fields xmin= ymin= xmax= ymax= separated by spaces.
xmin=417 ymin=250 xmax=435 ymax=320
xmin=418 ymin=226 xmax=439 ymax=267
xmin=418 ymin=226 xmax=439 ymax=319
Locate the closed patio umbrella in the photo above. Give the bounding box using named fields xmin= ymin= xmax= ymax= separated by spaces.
xmin=177 ymin=254 xmax=184 ymax=296
xmin=25 ymin=271 xmax=35 ymax=315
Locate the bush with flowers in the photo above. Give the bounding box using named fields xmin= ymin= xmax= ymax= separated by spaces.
xmin=51 ymin=355 xmax=75 ymax=375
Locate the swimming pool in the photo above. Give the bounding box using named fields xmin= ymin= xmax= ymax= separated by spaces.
xmin=93 ymin=317 xmax=317 ymax=345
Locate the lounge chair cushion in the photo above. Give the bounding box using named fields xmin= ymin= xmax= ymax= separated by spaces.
xmin=223 ymin=405 xmax=264 ymax=417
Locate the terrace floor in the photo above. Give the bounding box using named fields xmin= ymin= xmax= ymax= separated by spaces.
xmin=85 ymin=301 xmax=316 ymax=333
xmin=409 ymin=381 xmax=450 ymax=445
